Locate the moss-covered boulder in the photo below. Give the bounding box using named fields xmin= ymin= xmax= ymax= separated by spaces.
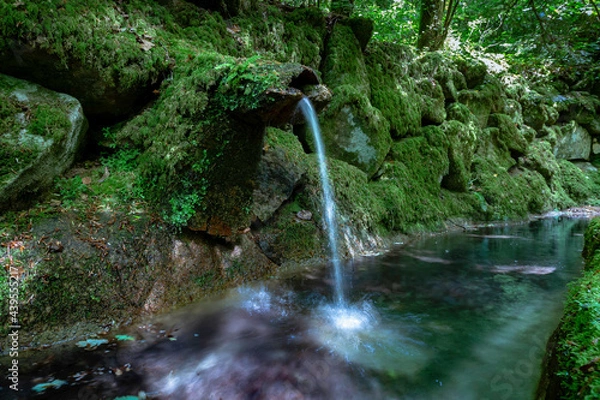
xmin=520 ymin=90 xmax=559 ymax=131
xmin=487 ymin=113 xmax=529 ymax=157
xmin=186 ymin=0 xmax=256 ymax=17
xmin=0 ymin=74 xmax=87 ymax=211
xmin=322 ymin=23 xmax=370 ymax=96
xmin=539 ymin=218 xmax=600 ymax=399
xmin=519 ymin=140 xmax=560 ymax=181
xmin=553 ymin=122 xmax=592 ymax=160
xmin=0 ymin=0 xmax=170 ymax=119
xmin=366 ymin=42 xmax=421 ymax=138
xmin=318 ymin=85 xmax=391 ymax=177
xmin=252 ymin=128 xmax=308 ymax=223
xmin=418 ymin=77 xmax=447 ymax=125
xmin=419 ymin=51 xmax=467 ymax=102
xmin=231 ymin=6 xmax=327 ymax=71
xmin=453 ymin=55 xmax=487 ymax=89
xmin=553 ymin=91 xmax=600 ymax=126
xmin=441 ymin=120 xmax=477 ymax=192
xmin=119 ymin=52 xmax=317 ymax=235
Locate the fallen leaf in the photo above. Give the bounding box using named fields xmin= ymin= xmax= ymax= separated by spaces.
xmin=138 ymin=38 xmax=154 ymax=51
xmin=81 ymin=176 xmax=92 ymax=185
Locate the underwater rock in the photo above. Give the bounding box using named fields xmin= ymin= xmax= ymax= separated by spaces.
xmin=0 ymin=74 xmax=87 ymax=211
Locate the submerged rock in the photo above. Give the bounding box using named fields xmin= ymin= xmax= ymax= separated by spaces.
xmin=0 ymin=74 xmax=87 ymax=211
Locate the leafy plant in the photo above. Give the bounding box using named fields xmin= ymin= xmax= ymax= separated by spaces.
xmin=214 ymin=55 xmax=281 ymax=111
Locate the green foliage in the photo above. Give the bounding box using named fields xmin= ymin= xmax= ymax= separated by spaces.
xmin=354 ymin=0 xmax=419 ymax=44
xmin=55 ymin=176 xmax=88 ymax=206
xmin=556 ymin=224 xmax=600 ymax=398
xmin=214 ymin=55 xmax=281 ymax=111
xmin=28 ymin=104 xmax=70 ymax=141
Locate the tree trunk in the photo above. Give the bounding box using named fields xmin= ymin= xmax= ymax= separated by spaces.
xmin=417 ymin=0 xmax=459 ymax=51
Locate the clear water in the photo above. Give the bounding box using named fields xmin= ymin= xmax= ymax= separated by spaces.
xmin=297 ymin=97 xmax=345 ymax=305
xmin=3 ymin=218 xmax=587 ymax=399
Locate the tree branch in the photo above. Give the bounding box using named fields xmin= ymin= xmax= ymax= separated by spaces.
xmin=590 ymin=0 xmax=600 ymax=23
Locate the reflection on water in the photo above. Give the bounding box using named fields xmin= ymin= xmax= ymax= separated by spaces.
xmin=2 ymin=218 xmax=587 ymax=399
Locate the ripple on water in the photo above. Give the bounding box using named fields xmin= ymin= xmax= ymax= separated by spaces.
xmin=310 ymin=301 xmax=432 ymax=377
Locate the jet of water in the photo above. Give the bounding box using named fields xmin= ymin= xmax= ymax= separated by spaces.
xmin=297 ymin=97 xmax=345 ymax=305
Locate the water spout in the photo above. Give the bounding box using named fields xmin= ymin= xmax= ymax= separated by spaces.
xmin=297 ymin=97 xmax=345 ymax=305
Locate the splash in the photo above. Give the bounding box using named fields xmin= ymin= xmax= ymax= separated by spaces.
xmin=297 ymin=97 xmax=345 ymax=305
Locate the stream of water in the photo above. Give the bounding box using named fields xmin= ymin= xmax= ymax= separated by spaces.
xmin=2 ymin=217 xmax=588 ymax=400
xmin=297 ymin=97 xmax=345 ymax=306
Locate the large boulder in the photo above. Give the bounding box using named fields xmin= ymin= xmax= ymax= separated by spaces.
xmin=322 ymin=23 xmax=370 ymax=96
xmin=520 ymin=90 xmax=559 ymax=131
xmin=0 ymin=74 xmax=87 ymax=210
xmin=252 ymin=128 xmax=307 ymax=223
xmin=317 ymin=85 xmax=391 ymax=177
xmin=0 ymin=1 xmax=170 ymax=120
xmin=553 ymin=121 xmax=592 ymax=160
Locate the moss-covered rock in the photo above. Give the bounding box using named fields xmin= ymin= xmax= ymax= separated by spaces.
xmin=441 ymin=120 xmax=477 ymax=192
xmin=366 ymin=42 xmax=421 ymax=138
xmin=453 ymin=55 xmax=487 ymax=89
xmin=542 ymin=218 xmax=600 ymax=399
xmin=487 ymin=113 xmax=529 ymax=157
xmin=471 ymin=156 xmax=551 ymax=218
xmin=231 ymin=6 xmax=327 ymax=70
xmin=322 ymin=23 xmax=370 ymax=96
xmin=318 ymin=85 xmax=391 ymax=177
xmin=0 ymin=0 xmax=171 ymax=119
xmin=519 ymin=140 xmax=560 ymax=181
xmin=554 ymin=91 xmax=600 ymax=126
xmin=554 ymin=122 xmax=592 ymax=161
xmin=0 ymin=74 xmax=87 ymax=211
xmin=252 ymin=128 xmax=308 ymax=223
xmin=417 ymin=77 xmax=447 ymax=125
xmin=419 ymin=51 xmax=467 ymax=102
xmin=554 ymin=159 xmax=598 ymax=204
xmin=520 ymin=90 xmax=559 ymax=131
xmin=119 ymin=52 xmax=313 ymax=235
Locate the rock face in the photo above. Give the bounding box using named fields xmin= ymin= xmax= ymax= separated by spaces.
xmin=554 ymin=122 xmax=592 ymax=160
xmin=252 ymin=129 xmax=307 ymax=223
xmin=0 ymin=74 xmax=87 ymax=211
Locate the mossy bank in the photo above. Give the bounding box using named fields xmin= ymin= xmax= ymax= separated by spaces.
xmin=537 ymin=218 xmax=600 ymax=399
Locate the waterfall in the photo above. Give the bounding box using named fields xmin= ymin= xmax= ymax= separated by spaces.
xmin=297 ymin=97 xmax=345 ymax=305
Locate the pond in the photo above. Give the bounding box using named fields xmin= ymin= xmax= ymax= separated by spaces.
xmin=1 ymin=217 xmax=587 ymax=399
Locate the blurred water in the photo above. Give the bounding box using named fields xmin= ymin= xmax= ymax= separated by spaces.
xmin=1 ymin=217 xmax=587 ymax=399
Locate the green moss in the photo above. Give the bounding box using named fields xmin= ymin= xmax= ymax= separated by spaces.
xmin=230 ymin=7 xmax=326 ymax=69
xmin=319 ymin=85 xmax=391 ymax=176
xmin=487 ymin=113 xmax=528 ymax=156
xmin=441 ymin=120 xmax=477 ymax=192
xmin=0 ymin=0 xmax=169 ymax=90
xmin=322 ymin=23 xmax=370 ymax=95
xmin=555 ymin=160 xmax=599 ymax=204
xmin=471 ymin=155 xmax=551 ymax=219
xmin=554 ymin=220 xmax=600 ymax=398
xmin=366 ymin=42 xmax=421 ymax=138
